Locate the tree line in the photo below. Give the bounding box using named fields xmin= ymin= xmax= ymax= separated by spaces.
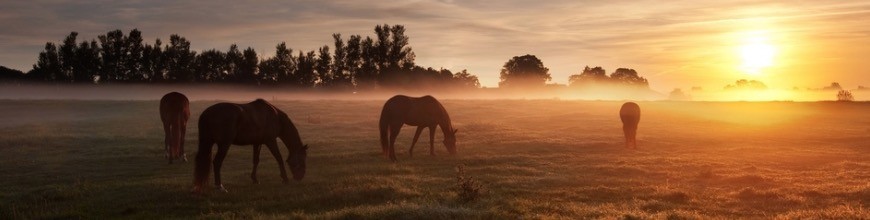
xmin=498 ymin=54 xmax=650 ymax=89
xmin=9 ymin=24 xmax=480 ymax=90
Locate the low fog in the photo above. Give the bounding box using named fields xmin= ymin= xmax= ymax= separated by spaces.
xmin=0 ymin=84 xmax=865 ymax=101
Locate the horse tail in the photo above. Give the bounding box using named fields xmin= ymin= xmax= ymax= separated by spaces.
xmin=193 ymin=120 xmax=213 ymax=191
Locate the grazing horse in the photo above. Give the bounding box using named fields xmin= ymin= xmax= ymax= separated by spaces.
xmin=160 ymin=92 xmax=190 ymax=164
xmin=619 ymin=102 xmax=641 ymax=149
xmin=379 ymin=95 xmax=458 ymax=162
xmin=192 ymin=99 xmax=308 ymax=193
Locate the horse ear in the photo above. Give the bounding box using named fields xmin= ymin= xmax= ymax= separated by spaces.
xmin=453 ymin=128 xmax=459 ymax=134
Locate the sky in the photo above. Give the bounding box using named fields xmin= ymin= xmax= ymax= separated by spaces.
xmin=1 ymin=0 xmax=869 ymax=92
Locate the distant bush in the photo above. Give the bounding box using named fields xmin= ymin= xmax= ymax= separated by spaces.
xmin=455 ymin=164 xmax=484 ymax=203
xmin=837 ymin=90 xmax=854 ymax=102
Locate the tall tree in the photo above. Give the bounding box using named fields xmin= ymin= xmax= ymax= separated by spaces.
xmin=315 ymin=45 xmax=332 ymax=87
xmin=345 ymin=35 xmax=363 ymax=88
xmin=31 ymin=43 xmax=62 ymax=81
xmin=225 ymin=44 xmax=243 ymax=82
xmin=98 ymin=29 xmax=126 ymax=82
xmin=294 ymin=50 xmax=317 ymax=87
xmin=332 ymin=34 xmax=359 ymax=88
xmin=164 ymin=34 xmax=196 ymax=82
xmin=358 ymin=37 xmax=378 ymax=89
xmin=58 ymin=32 xmax=78 ymax=82
xmin=75 ymin=40 xmax=101 ymax=83
xmin=498 ymin=54 xmax=550 ymax=88
xmin=125 ymin=29 xmax=145 ymax=81
xmin=142 ymin=39 xmax=163 ymax=82
xmin=194 ymin=49 xmax=228 ymax=82
xmin=239 ymin=47 xmax=258 ymax=83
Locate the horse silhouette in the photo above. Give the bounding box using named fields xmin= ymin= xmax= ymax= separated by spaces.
xmin=379 ymin=95 xmax=457 ymax=162
xmin=159 ymin=92 xmax=190 ymax=164
xmin=192 ymin=99 xmax=308 ymax=193
xmin=620 ymin=102 xmax=641 ymax=149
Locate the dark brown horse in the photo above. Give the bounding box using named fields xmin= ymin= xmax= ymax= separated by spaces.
xmin=193 ymin=99 xmax=308 ymax=193
xmin=379 ymin=95 xmax=457 ymax=162
xmin=620 ymin=102 xmax=641 ymax=149
xmin=160 ymin=92 xmax=190 ymax=164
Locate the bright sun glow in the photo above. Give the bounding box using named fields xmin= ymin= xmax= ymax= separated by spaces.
xmin=738 ymin=34 xmax=777 ymax=75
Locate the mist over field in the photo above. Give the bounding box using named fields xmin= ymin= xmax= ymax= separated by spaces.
xmin=0 ymin=84 xmax=866 ymax=102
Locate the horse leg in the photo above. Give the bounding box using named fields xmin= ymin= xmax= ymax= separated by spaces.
xmin=163 ymin=122 xmax=172 ymax=163
xmin=388 ymin=123 xmax=402 ymax=162
xmin=213 ymin=143 xmax=230 ymax=192
xmin=251 ymin=144 xmax=262 ymax=184
xmin=429 ymin=126 xmax=436 ymax=156
xmin=629 ymin=127 xmax=638 ymax=149
xmin=409 ymin=126 xmax=424 ymax=157
xmin=179 ymin=120 xmax=188 ymax=162
xmin=266 ymin=141 xmax=290 ymax=183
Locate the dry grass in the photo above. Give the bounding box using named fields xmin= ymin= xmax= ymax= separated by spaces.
xmin=0 ymin=99 xmax=867 ymax=219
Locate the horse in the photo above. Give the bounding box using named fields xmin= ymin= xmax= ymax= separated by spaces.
xmin=379 ymin=95 xmax=458 ymax=162
xmin=160 ymin=92 xmax=190 ymax=164
xmin=192 ymin=99 xmax=308 ymax=193
xmin=619 ymin=102 xmax=641 ymax=149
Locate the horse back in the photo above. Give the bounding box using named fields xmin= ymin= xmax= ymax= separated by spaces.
xmin=160 ymin=92 xmax=189 ymax=122
xmin=619 ymin=102 xmax=641 ymax=124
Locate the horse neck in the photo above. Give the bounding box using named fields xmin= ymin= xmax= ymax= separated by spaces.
xmin=437 ymin=112 xmax=454 ymax=138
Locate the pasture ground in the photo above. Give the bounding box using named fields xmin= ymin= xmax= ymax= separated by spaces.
xmin=0 ymin=99 xmax=868 ymax=219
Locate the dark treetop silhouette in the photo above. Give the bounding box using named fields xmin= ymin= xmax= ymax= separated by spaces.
xmin=619 ymin=102 xmax=641 ymax=149
xmin=379 ymin=95 xmax=458 ymax=162
xmin=193 ymin=99 xmax=308 ymax=193
xmin=159 ymin=92 xmax=190 ymax=164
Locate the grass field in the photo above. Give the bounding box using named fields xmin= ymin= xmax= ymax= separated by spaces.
xmin=0 ymin=99 xmax=868 ymax=219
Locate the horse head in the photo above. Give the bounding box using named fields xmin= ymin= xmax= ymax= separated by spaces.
xmin=443 ymin=128 xmax=458 ymax=155
xmin=286 ymin=144 xmax=308 ymax=181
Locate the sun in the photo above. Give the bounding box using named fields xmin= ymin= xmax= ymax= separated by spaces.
xmin=738 ymin=35 xmax=777 ymax=75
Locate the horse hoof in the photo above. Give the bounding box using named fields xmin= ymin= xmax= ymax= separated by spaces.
xmin=216 ymin=185 xmax=228 ymax=193
xmin=182 ymin=154 xmax=188 ymax=162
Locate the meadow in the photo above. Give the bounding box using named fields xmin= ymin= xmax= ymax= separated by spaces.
xmin=0 ymin=99 xmax=867 ymax=219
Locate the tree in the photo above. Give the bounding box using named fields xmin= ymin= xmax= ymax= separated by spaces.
xmin=125 ymin=29 xmax=144 ymax=81
xmin=31 ymin=43 xmax=62 ymax=81
xmin=225 ymin=44 xmax=243 ymax=82
xmin=98 ymin=30 xmax=126 ymax=82
xmin=163 ymin=34 xmax=196 ymax=82
xmin=331 ymin=34 xmax=352 ymax=88
xmin=315 ymin=45 xmax=332 ymax=87
xmin=568 ymin=66 xmax=607 ymax=87
xmin=260 ymin=42 xmax=295 ymax=85
xmin=75 ymin=40 xmax=101 ymax=83
xmin=239 ymin=47 xmax=259 ymax=83
xmin=142 ymin=39 xmax=164 ymax=82
xmin=609 ymin=68 xmax=649 ymax=88
xmin=58 ymin=32 xmax=78 ymax=82
xmin=294 ymin=50 xmax=317 ymax=87
xmin=453 ymin=69 xmax=480 ymax=88
xmin=194 ymin=49 xmax=227 ymax=82
xmin=357 ymin=36 xmax=378 ymax=89
xmin=498 ymin=54 xmax=550 ymax=88
xmin=725 ymin=79 xmax=767 ymax=90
